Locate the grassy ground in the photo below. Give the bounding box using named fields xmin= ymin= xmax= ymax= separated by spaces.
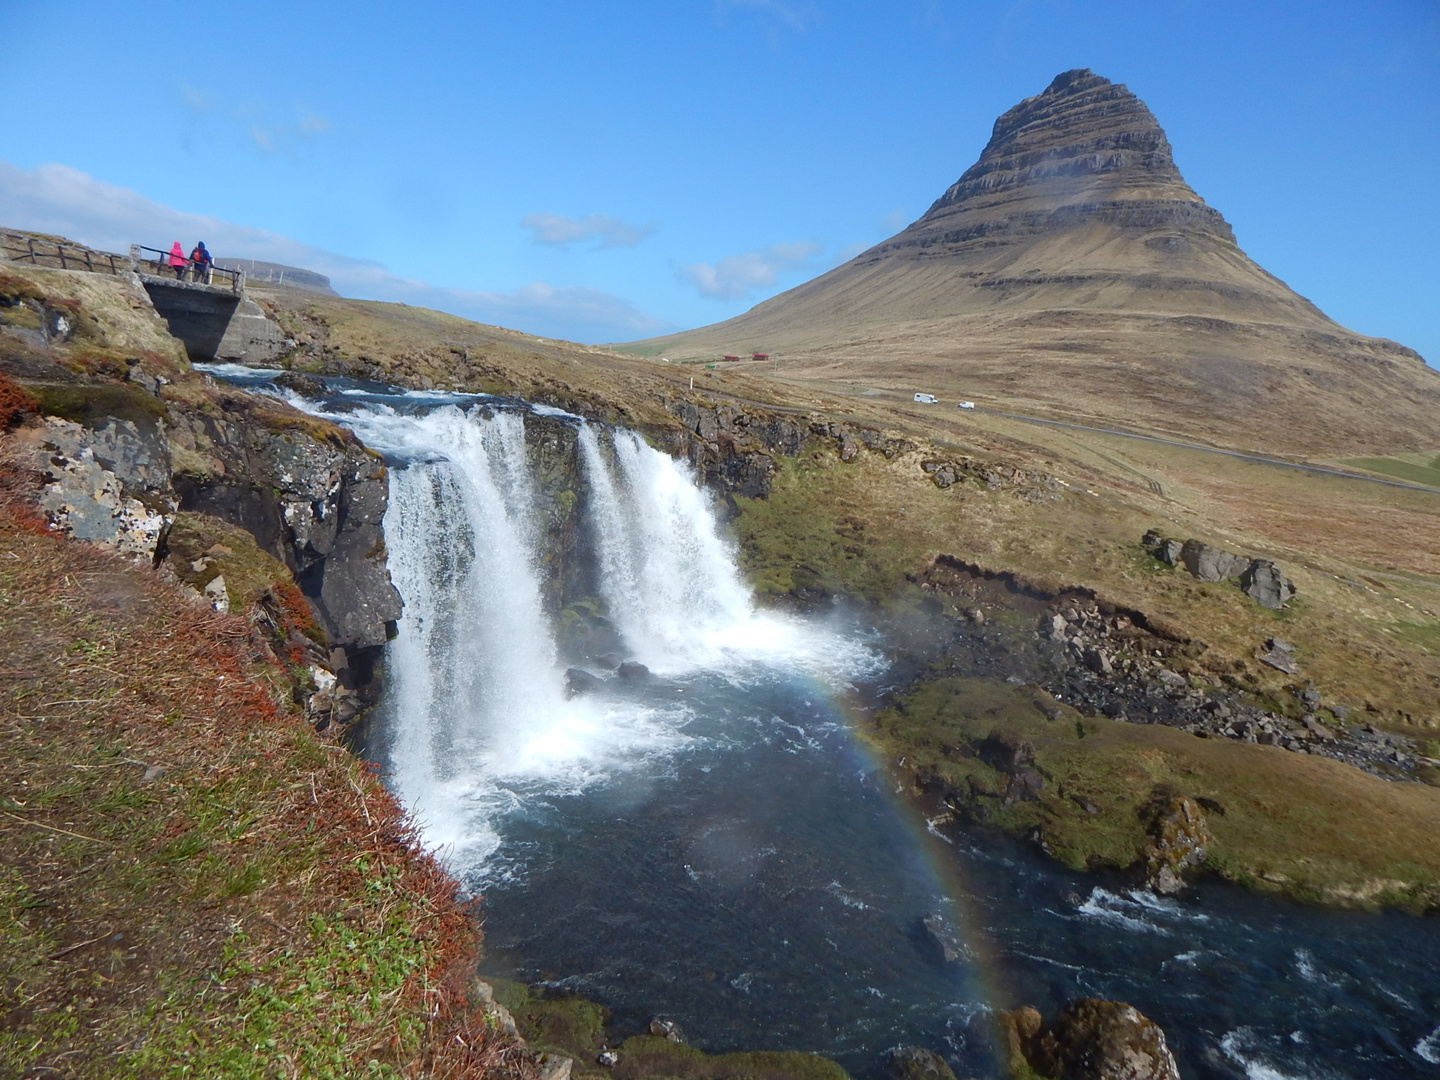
xmin=731 ymin=435 xmax=1440 ymax=726
xmin=872 ymin=676 xmax=1440 ymax=911
xmin=0 ymin=472 xmax=521 ymax=1078
xmin=488 ymin=979 xmax=849 ymax=1080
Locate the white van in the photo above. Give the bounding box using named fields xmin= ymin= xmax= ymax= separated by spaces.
xmin=913 ymin=393 xmax=938 ymax=404
xmin=957 ymin=401 xmax=975 ymax=410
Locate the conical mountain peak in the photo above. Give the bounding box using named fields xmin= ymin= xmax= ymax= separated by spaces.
xmin=930 ymin=68 xmax=1186 ymax=210
xmin=635 ymin=70 xmax=1438 ymax=456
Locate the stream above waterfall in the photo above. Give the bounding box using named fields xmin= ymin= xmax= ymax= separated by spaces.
xmin=201 ymin=364 xmax=1440 ymax=1080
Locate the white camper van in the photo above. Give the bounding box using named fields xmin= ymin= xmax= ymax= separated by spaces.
xmin=913 ymin=393 xmax=938 ymax=404
xmin=957 ymin=401 xmax=975 ymax=410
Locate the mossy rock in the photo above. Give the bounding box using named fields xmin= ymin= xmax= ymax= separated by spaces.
xmin=487 ymin=979 xmax=610 ymax=1061
xmin=162 ymin=511 xmax=295 ymax=613
xmin=613 ymin=1036 xmax=850 ymax=1080
xmin=874 ymin=675 xmax=1440 ymax=909
xmin=30 ymin=382 xmax=168 ymax=428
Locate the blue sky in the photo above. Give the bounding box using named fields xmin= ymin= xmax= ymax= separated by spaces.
xmin=1 ymin=1 xmax=1436 ymax=361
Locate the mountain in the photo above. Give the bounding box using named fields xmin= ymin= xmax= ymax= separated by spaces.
xmin=635 ymin=69 xmax=1440 ymax=456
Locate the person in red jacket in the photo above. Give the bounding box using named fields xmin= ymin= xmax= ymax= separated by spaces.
xmin=166 ymin=241 xmax=186 ymax=279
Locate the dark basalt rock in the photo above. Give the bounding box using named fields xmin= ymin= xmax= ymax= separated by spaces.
xmin=920 ymin=913 xmax=969 ymax=965
xmin=565 ymin=668 xmax=604 ymax=696
xmin=885 ymin=1046 xmax=957 ymax=1080
xmin=1142 ymin=530 xmax=1295 ymax=609
xmin=272 ymin=370 xmax=328 ymax=399
xmin=617 ymin=661 xmax=650 ymax=679
xmin=1142 ymin=791 xmax=1212 ymax=895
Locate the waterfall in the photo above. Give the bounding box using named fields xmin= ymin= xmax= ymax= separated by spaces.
xmin=578 ymin=426 xmax=754 ymax=671
xmin=275 ymin=389 xmax=877 ymax=879
xmin=362 ymin=401 xmax=778 ymax=876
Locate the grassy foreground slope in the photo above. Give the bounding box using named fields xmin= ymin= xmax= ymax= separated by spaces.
xmin=0 ymin=464 xmax=514 ymax=1076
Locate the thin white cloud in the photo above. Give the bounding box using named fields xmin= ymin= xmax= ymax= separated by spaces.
xmin=178 ymin=85 xmax=333 ymax=156
xmin=715 ymin=0 xmax=818 ymax=32
xmin=0 ymin=160 xmax=668 ymax=343
xmin=521 ymin=211 xmax=656 ymax=249
xmin=678 ymin=241 xmax=821 ymax=301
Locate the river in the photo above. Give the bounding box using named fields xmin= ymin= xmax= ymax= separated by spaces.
xmin=200 ymin=365 xmax=1440 ymax=1080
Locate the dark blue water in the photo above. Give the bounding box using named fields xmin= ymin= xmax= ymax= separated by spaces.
xmin=475 ymin=669 xmax=1440 ymax=1080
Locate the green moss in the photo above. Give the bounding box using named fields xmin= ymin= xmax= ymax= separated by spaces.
xmin=492 ymin=980 xmax=849 ymax=1080
xmin=872 ymin=675 xmax=1440 ymax=909
xmin=0 ymin=300 xmax=43 ymax=331
xmin=162 ymin=512 xmax=295 ymax=613
xmin=495 ymin=981 xmax=610 ymax=1060
xmin=29 ymin=382 xmax=168 ymax=428
xmin=614 ymin=1036 xmax=850 ymax=1080
xmin=732 ymin=452 xmax=917 ymax=603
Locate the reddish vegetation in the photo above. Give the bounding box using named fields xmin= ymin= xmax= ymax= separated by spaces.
xmin=0 ymin=459 xmax=526 ymax=1077
xmin=0 ymin=373 xmax=37 ymax=431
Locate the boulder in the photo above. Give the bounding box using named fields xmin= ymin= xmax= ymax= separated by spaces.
xmin=1030 ymin=999 xmax=1181 ymax=1080
xmin=273 ymin=370 xmax=329 ymax=399
xmin=1179 ymin=539 xmax=1252 ymax=583
xmin=1241 ymin=560 xmax=1295 ymax=609
xmin=648 ymin=1018 xmax=685 ymax=1043
xmin=1143 ymin=792 xmax=1211 ymax=895
xmin=1258 ymin=645 xmax=1299 ymax=675
xmin=617 ymin=661 xmax=650 ymax=679
xmin=885 ymin=1046 xmax=957 ymax=1080
xmin=565 ymin=668 xmax=604 ymax=696
xmin=920 ymin=913 xmax=969 ymax=964
xmin=978 ymin=729 xmax=1036 ymax=772
xmin=29 ymin=416 xmax=175 ymax=561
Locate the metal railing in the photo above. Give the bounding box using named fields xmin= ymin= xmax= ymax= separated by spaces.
xmin=131 ymin=245 xmax=244 ymax=293
xmin=0 ymin=232 xmax=245 ymax=294
xmin=2 ymin=232 xmax=126 ymax=275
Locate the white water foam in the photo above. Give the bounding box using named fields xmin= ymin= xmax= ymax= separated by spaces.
xmin=1293 ymin=948 xmax=1344 ymax=989
xmin=359 ymin=406 xmax=700 ymax=876
xmin=1416 ymin=1024 xmax=1440 ymax=1064
xmin=578 ymin=424 xmax=881 ymax=681
xmin=1075 ymin=888 xmax=1174 ymax=936
xmin=1219 ymin=1029 xmax=1332 ymax=1080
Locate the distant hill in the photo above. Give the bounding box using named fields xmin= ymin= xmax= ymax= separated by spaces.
xmin=634 ymin=69 xmax=1440 ymax=456
xmin=215 ymin=259 xmax=338 ymax=296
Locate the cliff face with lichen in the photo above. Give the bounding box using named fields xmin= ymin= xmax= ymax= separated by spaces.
xmin=0 ymin=262 xmax=401 ymax=727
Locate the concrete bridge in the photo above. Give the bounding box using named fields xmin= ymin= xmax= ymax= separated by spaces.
xmin=127 ymin=245 xmax=283 ymax=364
xmin=1 ymin=231 xmax=283 ymax=364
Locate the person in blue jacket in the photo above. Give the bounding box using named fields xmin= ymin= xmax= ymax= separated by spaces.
xmin=189 ymin=241 xmax=213 ymax=284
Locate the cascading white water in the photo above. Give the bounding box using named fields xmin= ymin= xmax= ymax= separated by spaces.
xmin=370 ymin=406 xmax=573 ymax=866
xmin=579 ymin=426 xmax=756 ymax=671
